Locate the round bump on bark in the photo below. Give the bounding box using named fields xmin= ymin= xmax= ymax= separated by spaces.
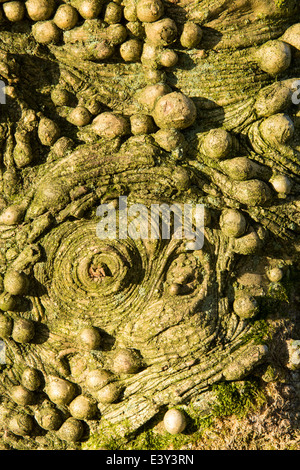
xmin=27 ymin=179 xmax=70 ymax=218
xmin=254 ymin=82 xmax=293 ymax=118
xmin=94 ymin=381 xmax=121 ymax=404
xmin=76 ymin=0 xmax=103 ymax=20
xmin=38 ymin=117 xmax=61 ymax=146
xmin=12 ymin=318 xmax=35 ymax=343
xmin=124 ymin=3 xmax=138 ymax=22
xmin=0 ymin=292 xmax=16 ymax=312
xmin=77 ymin=327 xmax=101 ymax=350
xmin=233 ymin=230 xmax=262 ymax=255
xmin=130 ymin=113 xmax=156 ymax=135
xmin=153 ymin=128 xmax=186 ymax=151
xmin=259 ymin=113 xmax=294 ymax=144
xmin=152 ymin=92 xmax=197 ymax=130
xmin=163 ymin=409 xmax=187 ymax=434
xmin=234 ymin=180 xmax=272 ymax=206
xmin=0 ymin=204 xmax=25 ymax=225
xmin=280 ymin=23 xmax=300 ymax=51
xmin=145 ymin=18 xmax=178 ymax=46
xmin=112 ymin=348 xmax=142 ymax=374
xmin=172 ymin=167 xmax=190 ymax=190
xmin=4 ymin=270 xmax=29 ymax=296
xmin=52 ymin=136 xmax=75 ymax=157
xmin=68 ymin=107 xmax=92 ymax=127
xmin=219 ymin=157 xmax=259 ymax=181
xmin=57 ymin=417 xmax=84 ymax=442
xmin=69 ymin=395 xmax=98 ymax=420
xmin=159 ymin=49 xmax=178 ymax=68
xmin=233 ymin=294 xmax=259 ymax=319
xmin=91 ymin=39 xmax=115 ymax=60
xmin=92 ymin=112 xmax=130 ymax=139
xmin=13 ymin=140 xmax=33 ymax=169
xmin=36 ymin=406 xmax=63 ymax=431
xmin=201 ymin=128 xmax=232 ymax=160
xmin=136 ymin=83 xmax=171 ymax=112
xmin=103 ymin=2 xmax=123 ymax=24
xmin=0 ymin=313 xmax=13 ymax=338
xmin=168 ymin=282 xmax=182 ymax=296
xmin=180 ymin=22 xmax=203 ymax=49
xmin=9 ymin=413 xmax=33 ymax=436
xmin=267 ymin=267 xmax=283 ymax=283
xmin=53 ymin=4 xmax=79 ymax=31
xmin=32 ymin=21 xmax=61 ymax=45
xmin=286 ymin=339 xmax=300 ymax=370
xmin=106 ymin=23 xmax=128 ymax=45
xmin=136 ymin=0 xmax=164 ymax=23
xmin=51 ymin=87 xmax=72 ymax=107
xmin=11 ymin=385 xmax=35 ymax=406
xmin=120 ymin=39 xmax=143 ymax=62
xmin=46 ymin=376 xmax=76 ymax=406
xmin=270 ymin=174 xmax=292 ymax=194
xmin=21 ymin=367 xmax=42 ymax=391
xmin=3 ymin=1 xmax=25 ymax=22
xmin=86 ymin=369 xmax=115 ymax=391
xmin=25 ymin=0 xmax=56 ymax=21
xmin=256 ymin=40 xmax=292 ymax=75
xmin=140 ymin=42 xmax=160 ymax=67
xmin=219 ymin=209 xmax=247 ymax=238
xmin=143 ymin=68 xmax=166 ymax=84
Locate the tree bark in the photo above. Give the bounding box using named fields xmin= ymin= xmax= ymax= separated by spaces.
xmin=0 ymin=0 xmax=299 ymax=449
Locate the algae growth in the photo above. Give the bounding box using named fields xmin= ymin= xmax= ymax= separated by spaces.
xmin=0 ymin=0 xmax=299 ymax=450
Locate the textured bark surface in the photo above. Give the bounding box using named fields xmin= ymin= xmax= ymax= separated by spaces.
xmin=0 ymin=0 xmax=299 ymax=450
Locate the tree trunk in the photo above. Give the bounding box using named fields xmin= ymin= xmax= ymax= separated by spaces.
xmin=0 ymin=0 xmax=299 ymax=450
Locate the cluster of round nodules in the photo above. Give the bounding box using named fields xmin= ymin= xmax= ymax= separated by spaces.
xmin=1 ymin=0 xmax=122 ymax=49
xmin=34 ymin=113 xmax=73 ymax=158
xmin=2 ymin=0 xmax=203 ymax=65
xmin=131 ymin=83 xmax=196 ymax=154
xmin=48 ymin=349 xmax=142 ymax=442
xmin=200 ymin=126 xmax=287 ymax=207
xmin=87 ymin=85 xmax=196 ymax=146
xmin=5 ymin=1 xmax=202 ymax=152
xmin=10 ymin=368 xmax=41 ymax=407
xmin=0 ymin=313 xmax=35 ymax=344
xmin=50 ymin=82 xmax=196 ymax=145
xmin=258 ymin=114 xmax=294 ymax=198
xmin=4 ymin=348 xmax=143 ymax=442
xmin=137 ymin=1 xmax=203 ymax=72
xmin=219 ymin=209 xmax=265 ymax=256
xmin=7 ymin=367 xmax=42 ymax=437
xmin=75 ymin=332 xmax=140 ymax=403
xmin=0 ymin=269 xmax=35 ymax=343
xmin=51 ymin=85 xmax=153 ymax=137
xmin=50 ymin=84 xmax=101 ymax=130
xmin=37 ymin=376 xmax=86 ymax=442
xmin=80 ymin=348 xmax=142 ymax=406
xmin=7 ymin=373 xmax=92 ymax=442
xmin=2 ymin=0 xmax=100 ymax=45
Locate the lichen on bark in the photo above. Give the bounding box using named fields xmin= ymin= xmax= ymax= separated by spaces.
xmin=0 ymin=0 xmax=299 ymax=450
